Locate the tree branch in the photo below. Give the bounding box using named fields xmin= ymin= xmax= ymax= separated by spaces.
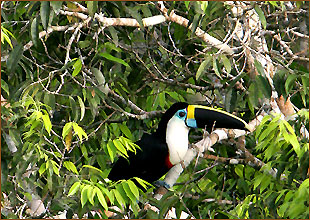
xmin=157 ymin=2 xmax=235 ymax=55
xmin=94 ymin=13 xmax=166 ymax=27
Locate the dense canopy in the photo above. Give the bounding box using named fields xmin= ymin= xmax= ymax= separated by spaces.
xmin=1 ymin=1 xmax=309 ymax=219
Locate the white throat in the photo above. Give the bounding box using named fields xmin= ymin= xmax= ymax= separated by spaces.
xmin=166 ymin=116 xmax=189 ymax=165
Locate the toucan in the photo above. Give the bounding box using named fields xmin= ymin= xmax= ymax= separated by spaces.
xmin=108 ymin=102 xmax=249 ymax=186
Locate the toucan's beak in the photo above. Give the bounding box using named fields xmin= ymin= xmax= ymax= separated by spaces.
xmin=186 ymin=105 xmax=250 ymax=131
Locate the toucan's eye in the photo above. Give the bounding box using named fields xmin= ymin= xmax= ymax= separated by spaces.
xmin=178 ymin=111 xmax=186 ymax=117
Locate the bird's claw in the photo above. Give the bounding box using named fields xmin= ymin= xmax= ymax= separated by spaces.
xmin=154 ymin=180 xmax=171 ymax=189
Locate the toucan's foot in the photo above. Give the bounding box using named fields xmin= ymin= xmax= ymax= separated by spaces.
xmin=154 ymin=180 xmax=170 ymax=189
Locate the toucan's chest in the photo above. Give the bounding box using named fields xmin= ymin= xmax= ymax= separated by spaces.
xmin=166 ymin=116 xmax=190 ymax=165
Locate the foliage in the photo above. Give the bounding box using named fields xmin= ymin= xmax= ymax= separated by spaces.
xmin=1 ymin=1 xmax=309 ymax=219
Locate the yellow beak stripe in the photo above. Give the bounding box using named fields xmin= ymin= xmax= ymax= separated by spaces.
xmin=187 ymin=105 xmax=195 ymax=119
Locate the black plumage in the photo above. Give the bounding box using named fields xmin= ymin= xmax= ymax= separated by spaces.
xmin=108 ymin=133 xmax=170 ymax=183
xmin=108 ymin=103 xmax=189 ymax=183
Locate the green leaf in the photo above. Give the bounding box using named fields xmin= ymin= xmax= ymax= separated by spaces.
xmin=81 ymin=185 xmax=89 ymax=207
xmin=96 ymin=187 xmax=108 ymax=210
xmin=103 ymin=42 xmax=122 ymax=53
xmin=127 ymin=180 xmax=139 ymax=200
xmin=184 ymin=1 xmax=190 ymax=10
xmin=91 ymin=67 xmax=109 ymax=94
xmin=107 ymin=141 xmax=116 ymax=163
xmin=248 ymin=83 xmax=259 ymax=108
xmin=121 ymin=182 xmax=136 ymax=203
xmin=253 ymin=174 xmax=264 ymax=190
xmin=47 ymin=162 xmax=53 ymax=190
xmin=205 ymin=170 xmax=219 ymax=185
xmin=35 ymin=110 xmax=43 ymax=120
xmin=30 ymin=16 xmax=39 ymax=48
xmin=62 ymin=122 xmax=73 ymax=139
xmin=199 ymin=1 xmax=208 ymax=11
xmin=226 ymin=72 xmax=246 ymax=91
xmin=259 ymin=175 xmax=271 ymax=193
xmin=69 ymin=96 xmax=78 ymax=122
xmin=72 ymin=122 xmax=88 ymax=141
xmin=190 ymin=13 xmax=202 ymax=35
xmin=44 ymin=93 xmax=55 ymax=109
xmin=300 ymin=90 xmax=307 ymax=107
xmin=1 ymin=27 xmax=15 ymax=48
xmin=88 ymin=186 xmax=95 ymax=205
xmin=119 ymin=124 xmax=132 ymax=139
xmin=212 ymin=56 xmax=222 ymax=79
xmin=116 ymin=77 xmax=130 ymax=93
xmin=220 ymin=55 xmax=231 ymax=74
xmin=285 ymin=74 xmax=297 ymax=93
xmin=64 ymin=161 xmax=79 ymax=174
xmin=158 ymin=92 xmax=166 ymax=109
xmin=235 ymin=165 xmax=244 ymax=178
xmin=7 ymin=44 xmax=23 ymax=73
xmin=60 ymin=58 xmax=77 ymax=72
xmin=99 ymin=52 xmax=129 ymax=67
xmin=196 ymin=58 xmax=210 ymax=80
xmin=258 ymin=121 xmax=278 ymax=142
xmin=255 ymin=115 xmax=272 ymax=139
xmin=40 ymin=1 xmax=50 ymax=30
xmin=282 ymin=119 xmax=295 ymax=134
xmin=225 ymin=88 xmax=237 ymax=112
xmin=254 ymin=5 xmax=267 ymax=29
xmin=256 ymin=75 xmax=271 ymax=98
xmin=68 ymin=181 xmax=81 ymax=196
xmin=39 ymin=163 xmax=46 ymax=176
xmin=166 ymin=91 xmax=184 ymax=102
xmin=77 ymin=96 xmax=85 ymax=121
xmin=275 ymin=190 xmax=288 ymax=204
xmin=283 ymin=190 xmax=294 ymax=202
xmin=82 ymin=165 xmax=104 ymax=174
xmin=108 ymin=26 xmax=119 ymax=46
xmin=113 ymin=139 xmax=128 ymax=157
xmin=128 ymin=141 xmax=141 ymax=153
xmin=86 ymin=1 xmax=98 ymax=17
xmin=133 ymin=177 xmax=152 ymax=190
xmin=50 ymin=160 xmax=60 ymax=176
xmin=301 ymin=75 xmax=309 ymax=94
xmin=115 ymin=81 xmax=128 ymax=101
xmin=50 ymin=1 xmax=63 ymax=14
xmin=119 ymin=137 xmax=134 ymax=153
xmin=295 ymin=1 xmax=304 ymax=8
xmin=278 ymin=201 xmax=289 ymax=217
xmin=96 ymin=184 xmax=115 ymax=205
xmin=298 ymin=178 xmax=309 ymax=193
xmin=2 ymin=33 xmax=13 ymax=48
xmin=268 ymin=1 xmax=278 ymax=7
xmin=41 ymin=114 xmax=52 ymax=135
xmin=254 ymin=59 xmax=265 ymax=76
xmin=282 ymin=120 xmax=301 ymax=157
xmin=1 ymin=79 xmax=9 ymax=96
xmin=78 ymin=40 xmax=91 ymax=49
xmin=112 ymin=188 xmax=126 ymax=207
xmin=141 ymin=4 xmax=152 ymax=17
xmin=72 ymin=59 xmax=82 ymax=77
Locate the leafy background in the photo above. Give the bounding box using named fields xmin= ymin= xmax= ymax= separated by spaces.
xmin=1 ymin=1 xmax=309 ymax=219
